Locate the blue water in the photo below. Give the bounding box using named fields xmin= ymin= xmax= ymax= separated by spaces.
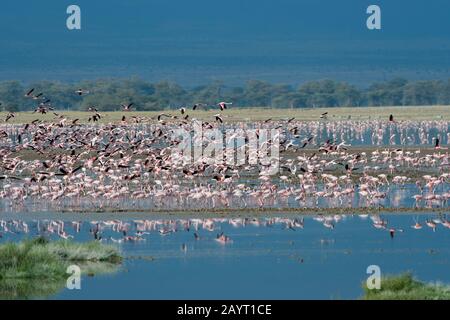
xmin=1 ymin=1 xmax=450 ymax=85
xmin=2 ymin=214 xmax=447 ymax=299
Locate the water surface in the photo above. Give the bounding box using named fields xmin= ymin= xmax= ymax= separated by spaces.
xmin=2 ymin=213 xmax=449 ymax=299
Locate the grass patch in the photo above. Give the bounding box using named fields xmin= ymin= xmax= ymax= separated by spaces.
xmin=45 ymin=240 xmax=123 ymax=264
xmin=0 ymin=237 xmax=122 ymax=299
xmin=1 ymin=105 xmax=450 ymax=124
xmin=363 ymin=273 xmax=450 ymax=300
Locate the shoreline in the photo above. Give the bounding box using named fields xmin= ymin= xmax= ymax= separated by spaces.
xmin=2 ymin=105 xmax=450 ymax=124
xmin=1 ymin=206 xmax=448 ymax=220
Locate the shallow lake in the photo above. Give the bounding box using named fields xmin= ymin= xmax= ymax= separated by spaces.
xmin=1 ymin=213 xmax=449 ymax=299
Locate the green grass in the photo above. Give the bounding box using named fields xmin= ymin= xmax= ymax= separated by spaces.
xmin=0 ymin=237 xmax=122 ymax=299
xmin=1 ymin=105 xmax=449 ymax=124
xmin=45 ymin=240 xmax=123 ymax=264
xmin=363 ymin=273 xmax=450 ymax=300
xmin=0 ymin=237 xmax=122 ymax=280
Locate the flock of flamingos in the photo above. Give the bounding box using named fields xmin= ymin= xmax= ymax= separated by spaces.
xmin=0 ymin=89 xmax=449 ymax=217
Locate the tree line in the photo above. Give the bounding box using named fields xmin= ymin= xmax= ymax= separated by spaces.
xmin=0 ymin=78 xmax=449 ymax=112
